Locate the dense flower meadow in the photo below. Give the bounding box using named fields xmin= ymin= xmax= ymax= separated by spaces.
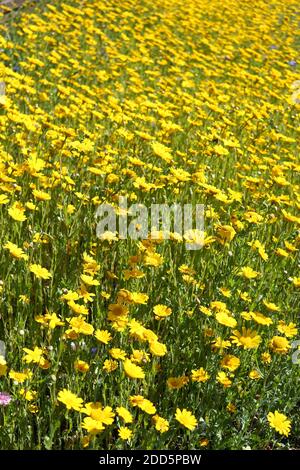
xmin=0 ymin=0 xmax=299 ymax=450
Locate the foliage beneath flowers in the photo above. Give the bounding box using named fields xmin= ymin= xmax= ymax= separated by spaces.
xmin=0 ymin=0 xmax=299 ymax=450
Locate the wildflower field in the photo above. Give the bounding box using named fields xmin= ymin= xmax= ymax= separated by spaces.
xmin=0 ymin=0 xmax=299 ymax=451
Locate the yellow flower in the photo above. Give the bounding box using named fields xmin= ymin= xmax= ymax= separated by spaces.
xmin=250 ymin=311 xmax=273 ymax=326
xmin=284 ymin=241 xmax=297 ymax=253
xmin=28 ymin=404 xmax=39 ymax=414
xmin=67 ymin=204 xmax=76 ymax=214
xmin=179 ymin=264 xmax=196 ymax=275
xmin=149 ymin=340 xmax=167 ymax=356
xmin=151 ymin=141 xmax=172 ymax=163
xmin=36 ymin=312 xmax=64 ymax=329
xmin=210 ymin=301 xmax=228 ymax=312
xmin=129 ymin=292 xmax=149 ymax=304
xmin=103 ymin=359 xmax=118 ymax=372
xmin=200 ymin=306 xmax=213 ymax=316
xmin=57 ymin=389 xmax=83 ymax=411
xmin=129 ymin=395 xmax=156 ymax=414
xmin=153 ymin=304 xmax=172 ymax=318
xmin=68 ymin=300 xmax=89 ymax=315
xmin=231 ymin=328 xmax=261 ymax=349
xmin=118 ymin=426 xmax=133 ymax=440
xmin=167 ymin=376 xmax=189 ymax=389
xmin=66 ymin=316 xmax=94 ymax=336
xmin=78 ymin=286 xmax=96 ymax=303
xmin=219 ymin=287 xmax=231 ymax=298
xmin=101 ymin=291 xmax=111 ymax=300
xmin=123 ymin=359 xmax=145 ymax=379
xmin=82 ymin=402 xmax=115 ymax=425
xmin=227 ymin=403 xmax=236 ymax=413
xmin=27 ymin=202 xmax=38 ymax=212
xmin=32 ymin=189 xmax=51 ymax=201
xmin=277 ymin=321 xmax=298 ymax=338
xmin=29 ymin=264 xmax=52 ymax=280
xmin=282 ymin=210 xmax=300 ymax=225
xmin=211 ymin=337 xmax=231 ymax=350
xmin=0 ymin=355 xmax=7 ymax=376
xmin=74 ymin=359 xmax=90 ymax=373
xmin=109 ymin=348 xmax=127 ymax=360
xmin=216 ymin=311 xmax=237 ymax=328
xmin=61 ymin=290 xmax=80 ymax=302
xmin=19 ymin=388 xmax=37 ymax=401
xmin=80 ymin=274 xmax=100 ymax=286
xmin=82 ymin=417 xmax=104 ymax=435
xmin=152 ymin=415 xmax=169 ymax=433
xmin=108 ymin=302 xmax=129 ymax=320
xmin=262 ymin=300 xmax=280 ymax=311
xmin=199 ymin=438 xmax=209 ymax=447
xmin=130 ymin=349 xmax=150 ymax=364
xmin=19 ymin=294 xmax=30 ymax=304
xmin=9 ymin=369 xmax=32 ymax=383
xmin=267 ymin=411 xmax=291 ymax=437
xmin=249 ymin=369 xmax=261 ymax=380
xmin=3 ymin=241 xmax=28 ymax=260
xmin=261 ymin=352 xmax=272 ymax=364
xmin=0 ymin=194 xmax=9 ymax=205
xmin=269 ymin=336 xmax=290 ymax=354
xmin=116 ymin=407 xmax=133 ymax=424
xmin=175 ymin=408 xmax=198 ymax=431
xmin=248 ymin=240 xmax=268 ymax=261
xmin=216 ymin=224 xmax=236 ymax=244
xmin=183 ymin=229 xmax=204 ymax=248
xmin=117 ymin=289 xmax=132 ymax=303
xmin=220 ymin=355 xmax=240 ymax=372
xmin=81 ymin=435 xmax=91 ymax=448
xmin=239 ymin=291 xmax=251 ymax=302
xmin=144 ymin=252 xmax=164 ymax=267
xmin=238 ymin=266 xmax=260 ymax=279
xmin=99 ymin=231 xmax=118 ymax=241
xmin=241 ymin=311 xmax=252 ymax=320
xmin=275 ymin=248 xmax=289 ymax=258
xmin=216 ymin=371 xmax=232 ymax=387
xmin=243 ymin=211 xmax=263 ymax=224
xmin=191 ymin=367 xmax=210 ymax=382
xmin=123 ymin=268 xmax=145 ymax=280
xmin=22 ymin=347 xmax=50 ymax=369
xmin=8 ymin=202 xmax=27 ymax=222
xmin=95 ymin=329 xmax=112 ymax=344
